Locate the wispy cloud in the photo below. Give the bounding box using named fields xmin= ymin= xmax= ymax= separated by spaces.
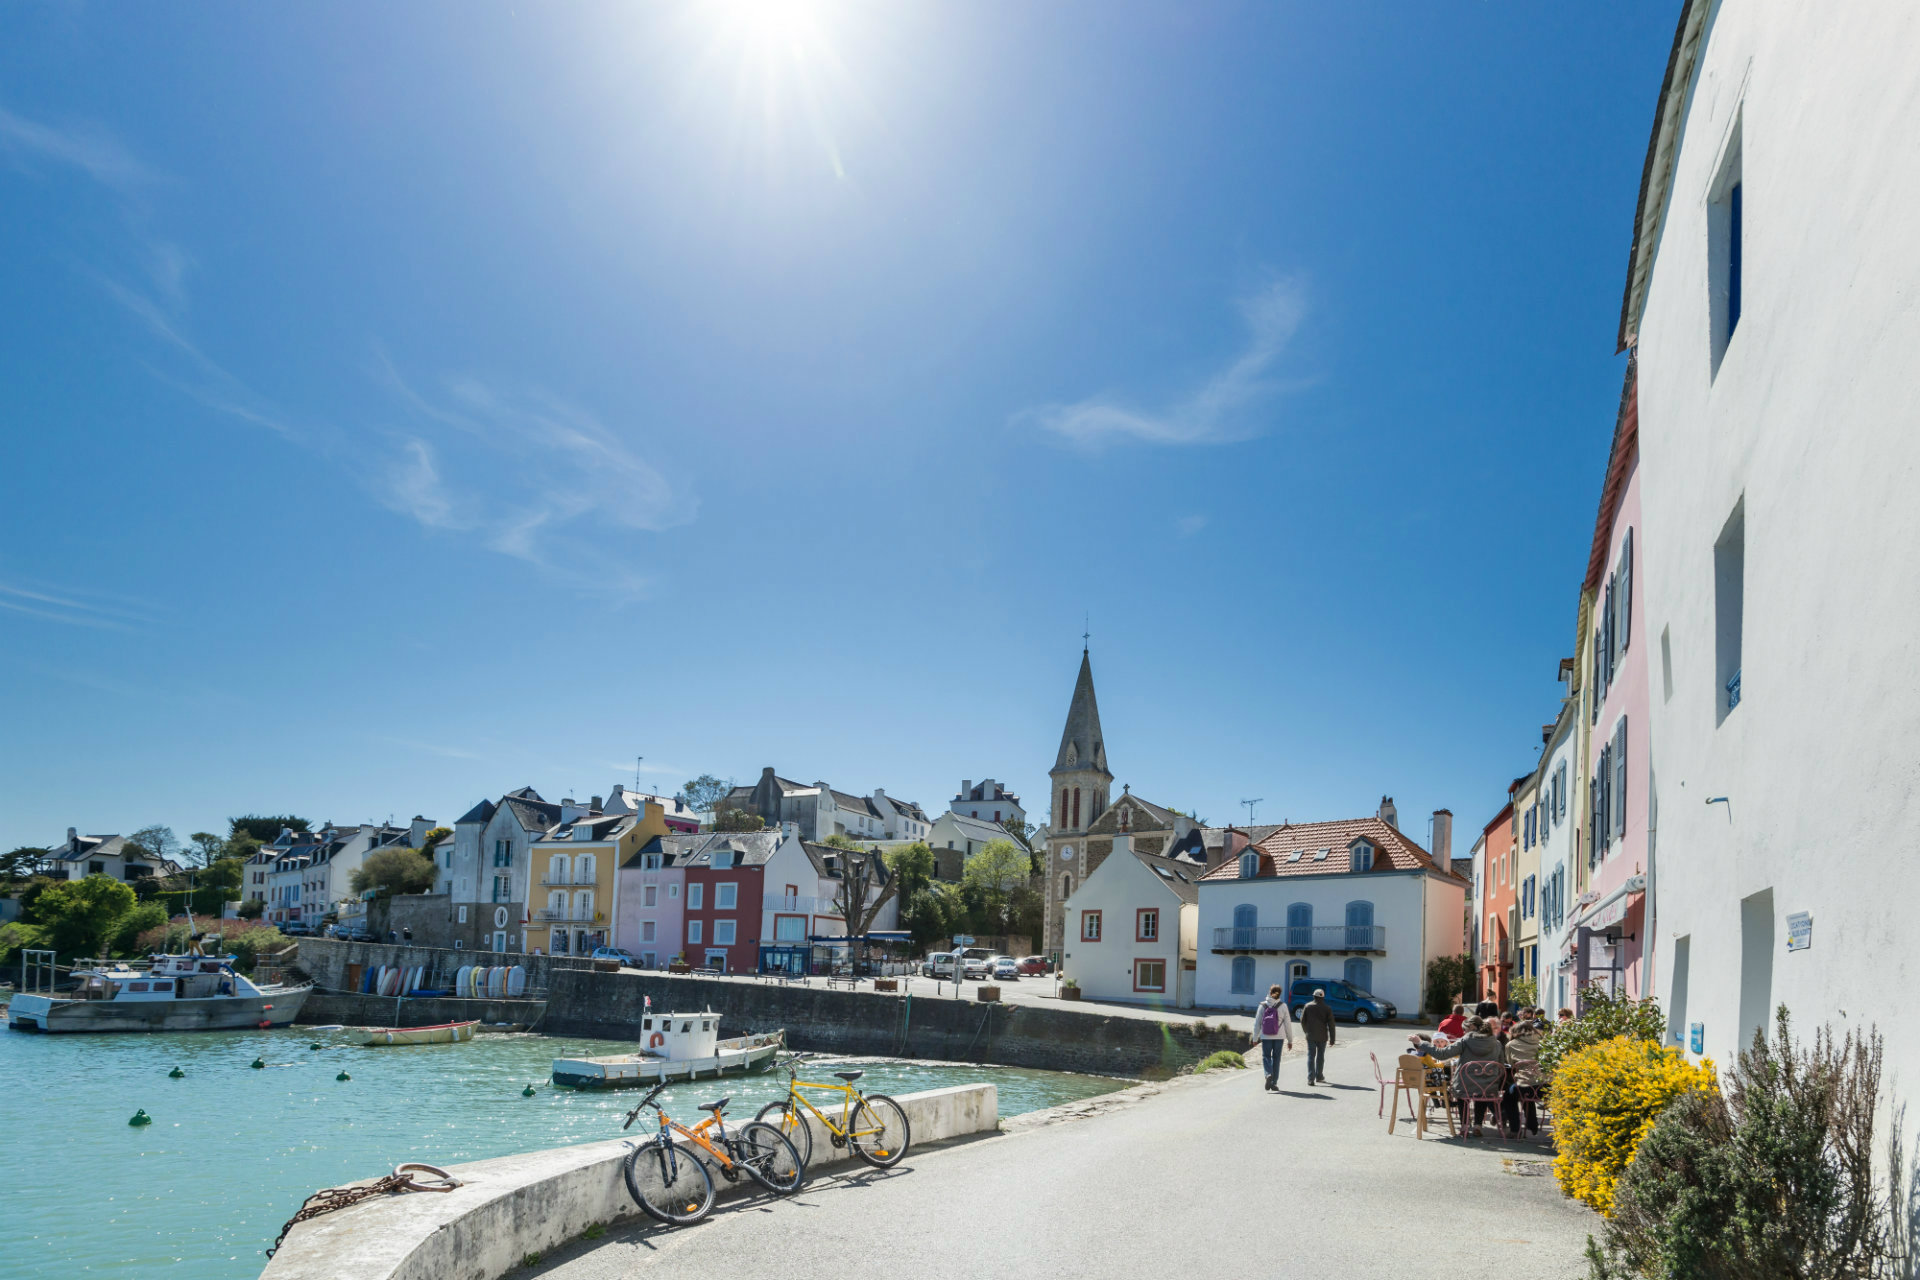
xmin=1019 ymin=277 xmax=1309 ymax=448
xmin=0 ymin=105 xmax=156 ymax=189
xmin=370 ymin=359 xmax=696 ymax=599
xmin=0 ymin=581 xmax=154 ymax=632
xmin=1175 ymin=514 xmax=1208 ymax=538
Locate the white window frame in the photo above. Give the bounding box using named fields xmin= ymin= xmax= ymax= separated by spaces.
xmin=716 ymin=882 xmax=738 ymax=910
xmin=687 ymin=920 xmax=703 ymax=944
xmin=688 ymin=883 xmax=704 ymax=910
xmin=715 ymin=920 xmax=737 ymax=945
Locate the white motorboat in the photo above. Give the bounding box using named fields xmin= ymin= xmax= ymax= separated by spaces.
xmin=550 ymin=1011 xmax=784 ymax=1089
xmin=6 ymin=946 xmax=310 ymax=1034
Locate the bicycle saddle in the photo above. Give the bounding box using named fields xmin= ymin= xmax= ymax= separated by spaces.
xmin=833 ymin=1070 xmax=863 ymax=1082
xmin=698 ymin=1097 xmax=730 ymax=1113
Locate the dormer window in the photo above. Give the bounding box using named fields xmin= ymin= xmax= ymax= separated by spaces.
xmin=1350 ymin=840 xmax=1375 ymax=873
xmin=712 ymin=851 xmax=733 ymax=870
xmin=1238 ymin=852 xmax=1258 ymax=879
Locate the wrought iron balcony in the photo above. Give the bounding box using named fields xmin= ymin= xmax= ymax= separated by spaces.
xmin=539 ymin=874 xmax=591 ymax=886
xmin=534 ymin=908 xmax=593 ymax=922
xmin=1726 ymin=668 xmax=1742 ymax=711
xmin=1210 ymin=924 xmax=1387 ymax=954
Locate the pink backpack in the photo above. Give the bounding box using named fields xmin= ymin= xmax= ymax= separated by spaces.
xmin=1260 ymin=1003 xmax=1283 ymax=1037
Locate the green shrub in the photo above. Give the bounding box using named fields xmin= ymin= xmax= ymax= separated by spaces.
xmin=1551 ymin=1035 xmax=1717 ymax=1215
xmin=1540 ymin=984 xmax=1667 ymax=1081
xmin=0 ymin=920 xmax=50 ymax=968
xmin=1424 ymin=953 xmax=1475 ymax=1016
xmin=1195 ymin=1050 xmax=1247 ymax=1072
xmin=111 ymin=902 xmax=169 ymax=956
xmin=1589 ymin=1008 xmax=1892 ymax=1279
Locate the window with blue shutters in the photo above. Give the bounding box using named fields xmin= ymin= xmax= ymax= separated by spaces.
xmin=1344 ymin=901 xmax=1374 ymax=950
xmin=1230 ymin=956 xmax=1255 ymax=995
xmin=1286 ymin=903 xmax=1311 ymax=949
xmin=1344 ymin=958 xmax=1373 ymax=992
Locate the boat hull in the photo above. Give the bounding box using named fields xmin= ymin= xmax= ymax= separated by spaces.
xmin=6 ymin=986 xmax=311 ymax=1034
xmin=360 ymin=1020 xmax=479 ymax=1047
xmin=552 ymin=1031 xmax=784 ymax=1090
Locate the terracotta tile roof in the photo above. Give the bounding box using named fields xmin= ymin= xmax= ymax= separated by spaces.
xmin=1198 ymin=817 xmax=1464 ymax=883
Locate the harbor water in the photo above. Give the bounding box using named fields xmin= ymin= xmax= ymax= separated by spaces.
xmin=0 ymin=1023 xmax=1127 ymax=1278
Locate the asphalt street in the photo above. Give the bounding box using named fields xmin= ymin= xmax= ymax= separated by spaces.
xmin=533 ymin=1025 xmax=1596 ymax=1280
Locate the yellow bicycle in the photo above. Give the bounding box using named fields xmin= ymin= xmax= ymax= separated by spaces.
xmin=754 ymin=1055 xmax=911 ymax=1169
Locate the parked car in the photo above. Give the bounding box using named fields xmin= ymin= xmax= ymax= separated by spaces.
xmin=921 ymin=951 xmax=959 ymax=978
xmin=1285 ymin=977 xmax=1396 ymax=1024
xmin=279 ymin=922 xmax=315 ymax=937
xmin=990 ymin=956 xmax=1020 ymax=981
xmin=591 ymin=947 xmax=636 ymax=966
xmin=1016 ymin=955 xmax=1052 ymax=975
xmin=962 ymin=955 xmax=994 ymax=980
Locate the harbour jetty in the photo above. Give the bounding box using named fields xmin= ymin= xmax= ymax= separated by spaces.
xmin=292 ymin=938 xmax=1247 ymax=1078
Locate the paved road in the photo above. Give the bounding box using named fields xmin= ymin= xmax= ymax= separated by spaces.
xmin=534 ymin=1027 xmax=1594 ymax=1279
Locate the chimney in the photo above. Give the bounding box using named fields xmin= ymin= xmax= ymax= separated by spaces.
xmin=1378 ymin=796 xmax=1399 ymax=830
xmin=560 ymin=797 xmax=585 ymax=823
xmin=409 ymin=816 xmax=432 ymax=847
xmin=961 ymin=780 xmax=972 ymax=799
xmin=590 ymin=795 xmax=603 ymax=813
xmin=1430 ymin=809 xmax=1453 ymax=866
xmin=67 ymin=826 xmax=77 ymax=845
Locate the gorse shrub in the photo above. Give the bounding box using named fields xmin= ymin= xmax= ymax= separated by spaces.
xmin=1551 ymin=1035 xmax=1717 ymax=1216
xmin=1195 ymin=1050 xmax=1247 ymax=1072
xmin=1588 ymin=1008 xmax=1892 ymax=1279
xmin=1540 ymin=984 xmax=1668 ymax=1081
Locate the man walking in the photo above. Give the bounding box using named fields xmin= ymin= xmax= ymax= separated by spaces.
xmin=1300 ymin=988 xmax=1337 ymax=1085
xmin=1250 ymin=984 xmax=1296 ymax=1092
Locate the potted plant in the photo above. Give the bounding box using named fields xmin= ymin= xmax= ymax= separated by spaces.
xmin=1059 ymin=977 xmax=1081 ymax=1001
xmin=667 ymin=952 xmax=690 ymax=975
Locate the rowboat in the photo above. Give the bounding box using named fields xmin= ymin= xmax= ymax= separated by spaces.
xmin=551 ymin=1012 xmax=784 ymax=1089
xmin=359 ymin=1020 xmax=479 ymax=1047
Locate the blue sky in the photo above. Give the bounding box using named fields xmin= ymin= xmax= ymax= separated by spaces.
xmin=1 ymin=2 xmax=1675 ymax=855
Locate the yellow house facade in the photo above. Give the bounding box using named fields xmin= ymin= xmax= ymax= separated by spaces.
xmin=527 ymin=802 xmax=668 ymax=958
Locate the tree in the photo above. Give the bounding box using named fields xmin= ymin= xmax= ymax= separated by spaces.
xmin=821 ymin=833 xmax=860 ymax=851
xmin=884 ymin=842 xmax=936 ymax=898
xmin=127 ymin=825 xmax=181 ymax=866
xmin=899 ymin=885 xmax=961 ymax=952
xmin=186 ymin=832 xmax=226 ymax=867
xmin=228 ymin=814 xmax=309 ymax=843
xmin=1 ymin=846 xmax=47 ymax=881
xmin=827 ymin=847 xmax=897 ymax=939
xmin=420 ymin=826 xmax=452 ymax=854
xmin=112 ymin=901 xmax=169 ymax=955
xmin=960 ymin=839 xmax=1032 ymax=934
xmin=224 ymin=831 xmax=264 ymax=863
xmin=999 ymin=817 xmax=1036 ymax=853
xmin=678 ymin=775 xmax=731 ymax=816
xmin=710 ymin=803 xmax=764 ymax=832
xmin=348 ymin=847 xmax=437 ymax=898
xmin=34 ymin=875 xmax=137 ymax=958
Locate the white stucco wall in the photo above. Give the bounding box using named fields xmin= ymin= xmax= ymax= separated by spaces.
xmin=1060 ymin=852 xmax=1188 ymax=1007
xmin=1633 ymin=1 xmax=1920 ymax=1071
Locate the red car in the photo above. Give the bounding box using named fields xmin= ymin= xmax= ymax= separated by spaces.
xmin=1017 ymin=955 xmax=1052 ymax=975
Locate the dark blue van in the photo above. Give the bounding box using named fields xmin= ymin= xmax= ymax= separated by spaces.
xmin=1287 ymin=977 xmax=1396 ymax=1024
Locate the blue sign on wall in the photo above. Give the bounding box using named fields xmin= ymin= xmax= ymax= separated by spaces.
xmin=1689 ymin=1022 xmax=1705 ymax=1055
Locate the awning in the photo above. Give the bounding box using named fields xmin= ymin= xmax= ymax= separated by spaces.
xmin=1576 ymin=875 xmax=1647 ymax=935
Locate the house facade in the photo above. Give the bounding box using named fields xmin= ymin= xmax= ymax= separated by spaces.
xmin=926 ymin=811 xmax=1014 ymax=881
xmin=41 ymin=830 xmax=180 ymax=883
xmin=680 ymin=830 xmax=782 ymax=973
xmin=528 ymin=801 xmax=670 ymax=958
xmin=948 ymin=779 xmax=1025 ymax=829
xmin=449 ymin=788 xmax=561 ymax=953
xmin=1622 ymin=0 xmax=1920 ymax=1070
xmin=1536 ymin=703 xmax=1580 ymax=1013
xmin=1475 ymin=799 xmax=1517 ymax=1005
xmin=1196 ymin=817 xmax=1465 ymax=1016
xmin=1060 ymin=837 xmax=1198 ymax=1007
xmin=615 ymin=838 xmax=689 ymax=967
xmin=725 ymin=769 xmax=930 ymax=843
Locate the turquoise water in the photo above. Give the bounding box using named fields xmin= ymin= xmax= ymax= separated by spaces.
xmin=0 ymin=1023 xmax=1123 ymax=1278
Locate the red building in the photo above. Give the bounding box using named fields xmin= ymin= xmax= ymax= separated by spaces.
xmin=1476 ymin=793 xmax=1520 ymax=1006
xmin=681 ymin=838 xmax=769 ymax=974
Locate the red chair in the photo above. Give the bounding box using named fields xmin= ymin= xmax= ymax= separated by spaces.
xmin=1455 ymin=1059 xmax=1509 ymax=1138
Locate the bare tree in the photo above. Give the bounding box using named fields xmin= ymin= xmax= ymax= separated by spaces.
xmin=829 ymin=847 xmax=898 ymax=938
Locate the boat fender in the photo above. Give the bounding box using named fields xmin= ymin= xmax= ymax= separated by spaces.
xmin=336 ymin=1071 xmax=352 ymax=1081
xmin=257 ymin=1021 xmax=272 ymax=1029
xmin=129 ymin=1109 xmax=152 ymax=1126
xmin=168 ymin=1067 xmax=185 ymax=1079
xmin=251 ymin=1058 xmax=266 ymax=1069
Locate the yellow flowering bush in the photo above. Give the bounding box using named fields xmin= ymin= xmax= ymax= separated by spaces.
xmin=1551 ymin=1035 xmax=1717 ymax=1215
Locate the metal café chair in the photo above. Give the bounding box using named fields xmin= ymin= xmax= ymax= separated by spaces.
xmin=1455 ymin=1059 xmax=1510 ymax=1138
xmin=1369 ymin=1051 xmax=1391 ymax=1118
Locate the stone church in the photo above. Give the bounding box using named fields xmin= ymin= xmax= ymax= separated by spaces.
xmin=1040 ymin=649 xmax=1199 ymax=957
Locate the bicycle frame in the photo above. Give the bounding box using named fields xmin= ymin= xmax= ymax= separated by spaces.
xmin=626 ymin=1088 xmax=752 ymax=1177
xmin=770 ymin=1070 xmax=881 ymax=1144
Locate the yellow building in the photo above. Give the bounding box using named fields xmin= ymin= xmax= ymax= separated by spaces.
xmin=526 ymin=801 xmax=668 ymax=958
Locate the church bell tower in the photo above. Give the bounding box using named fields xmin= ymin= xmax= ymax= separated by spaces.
xmin=1043 ymin=647 xmax=1114 ymax=955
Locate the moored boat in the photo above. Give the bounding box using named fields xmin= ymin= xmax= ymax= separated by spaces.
xmin=6 ymin=945 xmax=310 ymax=1034
xmin=359 ymin=1019 xmax=479 ymax=1047
xmin=551 ymin=1011 xmax=784 ymax=1089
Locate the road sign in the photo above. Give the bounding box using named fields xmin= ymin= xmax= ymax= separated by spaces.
xmin=952 ymin=935 xmax=974 ymax=946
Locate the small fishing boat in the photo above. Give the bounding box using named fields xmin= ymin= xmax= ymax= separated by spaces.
xmin=550 ymin=1011 xmax=784 ymax=1089
xmin=359 ymin=1020 xmax=479 ymax=1047
xmin=6 ymin=943 xmax=310 ymax=1034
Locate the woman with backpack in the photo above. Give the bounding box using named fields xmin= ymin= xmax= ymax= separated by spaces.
xmin=1250 ymin=984 xmax=1296 ymax=1092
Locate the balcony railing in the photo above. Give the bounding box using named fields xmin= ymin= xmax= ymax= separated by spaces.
xmin=1211 ymin=924 xmax=1387 ymax=953
xmin=539 ymin=874 xmax=593 ymax=886
xmin=1726 ymin=668 xmax=1742 ymax=711
xmin=535 ymin=908 xmax=595 ymax=922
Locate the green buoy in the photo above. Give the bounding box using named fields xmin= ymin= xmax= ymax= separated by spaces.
xmin=310 ymin=1042 xmax=323 ymax=1051
xmin=522 ymin=1084 xmax=536 ymax=1097
xmin=168 ymin=1067 xmax=185 ymax=1079
xmin=250 ymin=1057 xmax=266 ymax=1070
xmin=129 ymin=1109 xmax=152 ymax=1126
xmin=336 ymin=1071 xmax=351 ymax=1081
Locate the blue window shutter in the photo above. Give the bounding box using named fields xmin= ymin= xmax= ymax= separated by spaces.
xmin=1728 ymin=183 xmax=1742 ymax=333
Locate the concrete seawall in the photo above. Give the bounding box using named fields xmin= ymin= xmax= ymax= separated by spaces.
xmin=293 ymin=939 xmax=1248 ymax=1078
xmin=259 ymin=1083 xmax=997 ymax=1280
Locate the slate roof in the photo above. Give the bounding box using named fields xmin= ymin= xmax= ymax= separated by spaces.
xmin=539 ymin=814 xmax=633 ymax=843
xmin=1132 ymin=849 xmax=1200 ymax=904
xmin=663 ymin=830 xmax=784 ymax=868
xmin=936 ymin=812 xmax=1013 ymax=846
xmin=831 ymin=790 xmax=881 ymax=818
xmin=456 ymin=798 xmax=498 ymax=826
xmin=1199 ymin=817 xmax=1464 ymax=883
xmin=1053 ymin=649 xmax=1110 ymax=776
xmin=886 ymin=797 xmax=930 ymax=823
xmin=801 ymin=841 xmax=892 ymax=885
xmin=502 ymin=797 xmax=562 ymax=834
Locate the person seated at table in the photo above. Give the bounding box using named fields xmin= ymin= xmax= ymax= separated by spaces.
xmin=1504 ymin=1018 xmax=1545 ymax=1135
xmin=1437 ymin=1004 xmax=1467 ymax=1040
xmin=1410 ymin=1018 xmax=1507 ymax=1136
xmin=1557 ymin=1007 xmax=1575 ymax=1024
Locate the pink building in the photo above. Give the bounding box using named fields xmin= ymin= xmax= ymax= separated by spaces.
xmin=614 ymin=836 xmax=688 ymax=967
xmin=1573 ymin=371 xmax=1653 ymax=1000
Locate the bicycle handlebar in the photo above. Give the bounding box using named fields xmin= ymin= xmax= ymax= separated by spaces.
xmin=620 ymin=1081 xmax=671 ymax=1130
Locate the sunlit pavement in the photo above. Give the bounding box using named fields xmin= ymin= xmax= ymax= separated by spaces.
xmin=532 ymin=1023 xmax=1592 ymax=1280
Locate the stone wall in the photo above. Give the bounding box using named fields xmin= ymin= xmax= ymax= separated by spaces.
xmin=294 ymin=936 xmax=595 ymax=996
xmin=301 ymin=991 xmax=547 ymax=1031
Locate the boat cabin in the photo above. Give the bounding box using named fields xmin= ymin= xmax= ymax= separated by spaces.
xmin=638 ymin=1011 xmax=720 ymax=1060
xmin=67 ymin=955 xmax=262 ymax=1002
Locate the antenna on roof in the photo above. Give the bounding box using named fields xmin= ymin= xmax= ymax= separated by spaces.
xmin=1083 ymin=613 xmax=1090 ymax=652
xmin=635 ymin=756 xmax=643 ymax=792
xmin=1240 ymin=798 xmax=1263 ymax=825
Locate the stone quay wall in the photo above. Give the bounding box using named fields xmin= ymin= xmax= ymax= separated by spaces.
xmin=301 ymin=991 xmax=547 ymax=1031
xmin=292 ymin=937 xmax=594 ymax=995
xmin=291 ymin=937 xmax=1248 ymax=1078
xmin=259 ymin=1083 xmax=998 ymax=1280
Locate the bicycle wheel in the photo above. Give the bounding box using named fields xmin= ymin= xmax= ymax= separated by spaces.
xmin=848 ymin=1094 xmax=911 ymax=1168
xmin=754 ymin=1099 xmax=813 ymax=1167
xmin=736 ymin=1121 xmax=806 ymax=1194
xmin=623 ymin=1140 xmax=715 ymax=1225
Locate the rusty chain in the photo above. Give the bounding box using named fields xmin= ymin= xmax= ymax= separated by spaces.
xmin=266 ymin=1164 xmax=461 ymax=1258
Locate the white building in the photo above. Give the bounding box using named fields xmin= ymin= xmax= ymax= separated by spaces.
xmin=1060 ymin=837 xmax=1199 ymax=1007
xmin=1622 ymin=0 xmax=1920 ymax=1070
xmin=449 ymin=788 xmax=562 ymax=952
xmin=1195 ymin=818 xmax=1466 ymax=1017
xmin=948 ymin=779 xmax=1025 ymax=829
xmin=1535 ymin=704 xmax=1580 ymax=1014
xmin=726 ymin=768 xmax=931 ymax=842
xmin=41 ymin=829 xmax=181 ymax=883
xmin=926 ymin=811 xmax=1016 ymax=881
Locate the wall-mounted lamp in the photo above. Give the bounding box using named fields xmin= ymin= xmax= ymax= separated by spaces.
xmin=1705 ymin=797 xmax=1732 ymax=822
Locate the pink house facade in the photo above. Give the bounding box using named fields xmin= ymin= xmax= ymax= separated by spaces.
xmin=614 ymin=837 xmax=687 ymax=968
xmin=1571 ymin=372 xmax=1654 ymax=1001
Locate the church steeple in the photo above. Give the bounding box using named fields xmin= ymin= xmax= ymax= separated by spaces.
xmin=1050 ymin=649 xmax=1113 ymax=833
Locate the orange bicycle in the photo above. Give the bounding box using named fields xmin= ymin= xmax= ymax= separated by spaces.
xmin=620 ymin=1082 xmax=805 ymax=1225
